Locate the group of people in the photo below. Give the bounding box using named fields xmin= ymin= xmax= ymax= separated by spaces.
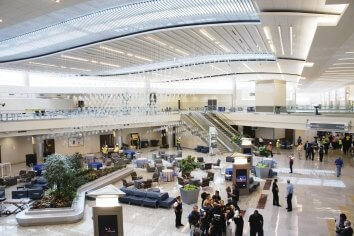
xmin=174 ymin=187 xmax=244 ymax=236
xmin=272 ymin=179 xmax=294 ymax=212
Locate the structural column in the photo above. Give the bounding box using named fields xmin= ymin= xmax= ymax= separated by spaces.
xmin=255 ymin=80 xmax=286 ymax=112
xmin=32 ymin=136 xmax=44 ymax=163
xmin=231 ymin=78 xmax=237 ymax=108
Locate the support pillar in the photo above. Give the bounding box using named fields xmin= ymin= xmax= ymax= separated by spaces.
xmin=255 ymin=80 xmax=286 ymax=112
xmin=33 ymin=136 xmax=44 ymax=163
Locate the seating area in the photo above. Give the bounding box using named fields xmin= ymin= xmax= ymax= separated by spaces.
xmin=119 ymin=187 xmax=176 ymax=208
xmin=194 ymin=145 xmax=209 ymax=153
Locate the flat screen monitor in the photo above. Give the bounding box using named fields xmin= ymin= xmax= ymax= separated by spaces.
xmin=98 ymin=215 xmax=118 ymax=236
xmin=235 ymin=169 xmax=247 ymax=188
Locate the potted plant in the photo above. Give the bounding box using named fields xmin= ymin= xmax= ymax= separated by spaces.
xmin=258 ymin=146 xmax=270 ymax=157
xmin=179 ymin=184 xmax=200 ymax=204
xmin=179 ymin=155 xmax=198 ymax=177
xmin=231 ymin=135 xmax=243 ymax=145
xmin=255 ymin=163 xmax=270 ymax=179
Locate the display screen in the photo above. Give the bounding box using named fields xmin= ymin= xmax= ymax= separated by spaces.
xmin=236 ymin=169 xmax=247 ymax=188
xmin=98 ymin=215 xmax=118 ymax=236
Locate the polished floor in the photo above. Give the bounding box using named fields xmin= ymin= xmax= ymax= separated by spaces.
xmin=0 ymin=147 xmax=353 ymax=236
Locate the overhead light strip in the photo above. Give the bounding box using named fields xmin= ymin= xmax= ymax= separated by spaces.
xmin=277 ymin=26 xmax=285 ymax=55
xmin=61 ymin=55 xmax=88 ymax=62
xmin=289 ymin=26 xmax=293 ymax=56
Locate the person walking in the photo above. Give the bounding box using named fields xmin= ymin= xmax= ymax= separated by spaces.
xmin=319 ymin=145 xmax=324 ymax=162
xmin=248 ymin=210 xmax=264 ymax=236
xmin=297 ymin=143 xmax=303 ymax=159
xmin=289 ymin=154 xmax=294 ymax=173
xmin=272 ymin=179 xmax=281 ymax=207
xmin=335 ymin=157 xmax=344 ymax=177
xmin=286 ymin=180 xmax=294 ymax=212
xmin=173 ymin=196 xmax=184 ymax=228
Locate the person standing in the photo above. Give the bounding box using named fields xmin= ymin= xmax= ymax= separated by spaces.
xmin=319 ymin=145 xmax=324 ymax=162
xmin=248 ymin=210 xmax=264 ymax=236
xmin=231 ymin=185 xmax=240 ymax=207
xmin=188 ymin=206 xmax=200 ymax=236
xmin=289 ymin=154 xmax=294 ymax=174
xmin=276 ymin=139 xmax=281 ymax=154
xmin=267 ymin=142 xmax=273 ymax=157
xmin=234 ymin=210 xmax=244 ymax=236
xmin=259 ymin=137 xmax=264 ymax=147
xmin=304 ymin=141 xmax=310 ymax=160
xmin=176 ymin=137 xmax=182 ymax=150
xmin=173 ymin=196 xmax=184 ymax=228
xmin=336 ymin=213 xmax=347 ymax=236
xmin=286 ymin=180 xmax=294 ymax=212
xmin=297 ymin=136 xmax=302 ymax=145
xmin=340 ymin=221 xmax=353 ymax=236
xmin=272 ymin=179 xmax=281 ymax=206
xmin=297 ymin=143 xmax=303 ymax=159
xmin=335 ymin=157 xmax=344 ymax=177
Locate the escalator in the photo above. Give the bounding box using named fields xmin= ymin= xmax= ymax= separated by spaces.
xmin=182 ymin=112 xmax=241 ymax=153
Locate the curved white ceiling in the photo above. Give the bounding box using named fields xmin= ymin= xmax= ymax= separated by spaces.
xmin=0 ymin=0 xmax=258 ymax=62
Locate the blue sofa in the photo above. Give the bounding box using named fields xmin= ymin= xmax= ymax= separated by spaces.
xmin=119 ymin=187 xmax=176 ymax=208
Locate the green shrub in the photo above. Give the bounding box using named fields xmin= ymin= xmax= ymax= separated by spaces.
xmin=180 ymin=155 xmax=198 ymax=174
xmin=69 ymin=152 xmax=83 ymax=171
xmin=182 ymin=184 xmax=198 ymax=191
xmin=258 ymin=146 xmax=270 ymax=157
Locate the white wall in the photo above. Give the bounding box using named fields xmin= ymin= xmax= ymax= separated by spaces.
xmin=1 ymin=98 xmax=74 ymax=112
xmin=255 ymin=127 xmax=274 ymax=139
xmin=54 ymin=134 xmax=100 ymax=155
xmin=274 ymin=128 xmax=285 ymax=139
xmin=255 ymin=80 xmax=286 ymax=106
xmin=0 ymin=136 xmax=33 ymax=164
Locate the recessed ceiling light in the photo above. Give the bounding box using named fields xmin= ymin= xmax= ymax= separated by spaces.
xmin=55 ymin=0 xmax=60 ymax=3
xmin=277 ymin=26 xmax=285 ymax=55
xmin=328 ymin=67 xmax=354 ymax=69
xmin=99 ymin=62 xmax=120 ymax=68
xmin=0 ymin=19 xmax=3 ymax=23
xmin=61 ymin=55 xmax=88 ymax=62
xmin=263 ymin=27 xmax=272 ymax=40
xmin=345 ymin=51 xmax=354 ymax=54
xmin=99 ymin=45 xmax=124 ymax=54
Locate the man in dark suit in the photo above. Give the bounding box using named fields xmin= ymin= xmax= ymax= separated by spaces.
xmin=340 ymin=220 xmax=353 ymax=236
xmin=249 ymin=210 xmax=264 ymax=236
xmin=272 ymin=179 xmax=281 ymax=206
xmin=173 ymin=196 xmax=184 ymax=228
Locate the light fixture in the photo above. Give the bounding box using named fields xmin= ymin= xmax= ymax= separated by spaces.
xmin=175 ymin=48 xmax=189 ymax=56
xmin=61 ymin=55 xmax=88 ymax=62
xmin=0 ymin=19 xmax=3 ymax=23
xmin=263 ymin=27 xmax=271 ymax=40
xmin=218 ymin=43 xmax=231 ymax=53
xmin=304 ymin=62 xmax=314 ymax=67
xmin=333 ymin=62 xmax=354 ymax=65
xmin=70 ymin=67 xmax=91 ymax=72
xmin=99 ymin=45 xmax=124 ymax=54
xmin=134 ymin=55 xmax=153 ymax=62
xmin=277 ymin=26 xmax=285 ymax=55
xmin=289 ymin=26 xmax=293 ymax=55
xmin=328 ymin=66 xmax=354 ymax=69
xmin=127 ymin=53 xmax=133 ymax=57
xmin=269 ymin=44 xmax=276 ymax=53
xmin=199 ymin=29 xmax=215 ymax=41
xmin=99 ymin=62 xmax=120 ymax=68
xmin=29 ymin=61 xmax=58 ymax=67
xmin=325 ymin=69 xmax=354 ymax=72
xmin=144 ymin=36 xmax=167 ymax=46
xmin=55 ymin=0 xmax=60 ymax=3
xmin=345 ymin=51 xmax=354 ymax=54
xmin=338 ymin=58 xmax=354 ymax=61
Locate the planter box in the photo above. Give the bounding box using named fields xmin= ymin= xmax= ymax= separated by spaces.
xmin=255 ymin=166 xmax=270 ymax=179
xmin=180 ymin=187 xmax=200 ymax=205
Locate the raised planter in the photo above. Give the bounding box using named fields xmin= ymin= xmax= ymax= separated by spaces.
xmin=16 ymin=167 xmax=133 ymax=226
xmin=180 ymin=187 xmax=200 ymax=205
xmin=255 ymin=166 xmax=270 ymax=179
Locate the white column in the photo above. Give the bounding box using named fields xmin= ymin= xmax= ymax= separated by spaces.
xmin=255 ymin=80 xmax=286 ymax=112
xmin=231 ymin=78 xmax=237 ymax=108
xmin=167 ymin=127 xmax=174 ymax=149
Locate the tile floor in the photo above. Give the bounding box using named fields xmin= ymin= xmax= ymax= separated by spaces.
xmin=0 ymin=147 xmax=353 ymax=236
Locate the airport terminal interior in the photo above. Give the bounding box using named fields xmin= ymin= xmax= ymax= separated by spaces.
xmin=0 ymin=0 xmax=354 ymax=236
